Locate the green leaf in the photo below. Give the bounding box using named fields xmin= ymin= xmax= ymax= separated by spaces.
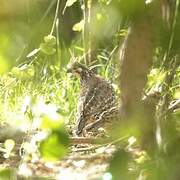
xmin=174 ymin=90 xmax=180 ymax=99
xmin=27 ymin=66 xmax=35 ymax=77
xmin=65 ymin=0 xmax=78 ymax=7
xmin=0 ymin=168 xmax=16 ymax=180
xmin=0 ymin=55 xmax=9 ymax=74
xmin=4 ymin=139 xmax=15 ymax=158
xmin=72 ymin=20 xmax=84 ymax=32
xmin=40 ymin=43 xmax=56 ymax=55
xmin=44 ymin=35 xmax=56 ymax=46
xmin=147 ymin=68 xmax=166 ymax=87
xmin=11 ymin=67 xmax=21 ymax=76
xmin=11 ymin=65 xmax=35 ymax=80
xmin=135 ymin=151 xmax=150 ymax=164
xmin=108 ymin=149 xmax=131 ymax=180
xmin=39 ymin=129 xmax=69 ymax=161
xmin=26 ymin=48 xmax=40 ymax=58
xmin=41 ymin=114 xmax=64 ymax=130
xmin=63 ymin=0 xmax=78 ymax=14
xmin=39 ymin=35 xmax=56 ymax=55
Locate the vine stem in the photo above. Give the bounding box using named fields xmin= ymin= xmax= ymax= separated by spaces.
xmin=50 ymin=0 xmax=61 ymax=35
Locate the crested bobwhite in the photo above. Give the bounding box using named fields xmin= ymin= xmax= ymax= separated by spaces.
xmin=67 ymin=61 xmax=117 ymax=136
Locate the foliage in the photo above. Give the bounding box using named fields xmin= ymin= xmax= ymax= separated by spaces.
xmin=0 ymin=168 xmax=16 ymax=180
xmin=0 ymin=0 xmax=179 ymax=179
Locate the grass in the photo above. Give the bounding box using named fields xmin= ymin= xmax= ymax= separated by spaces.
xmin=0 ymin=39 xmax=179 ymax=180
xmin=0 ymin=54 xmax=118 ymax=129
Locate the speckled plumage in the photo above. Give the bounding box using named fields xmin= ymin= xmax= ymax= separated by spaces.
xmin=67 ymin=61 xmax=117 ymax=136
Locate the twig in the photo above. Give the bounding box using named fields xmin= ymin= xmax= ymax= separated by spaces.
xmin=62 ymin=153 xmax=112 ymax=161
xmin=70 ymin=137 xmax=102 ymax=144
xmin=72 ymin=145 xmax=99 ymax=153
xmin=70 ymin=136 xmax=129 ymax=153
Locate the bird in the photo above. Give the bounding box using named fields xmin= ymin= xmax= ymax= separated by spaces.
xmin=67 ymin=61 xmax=118 ymax=136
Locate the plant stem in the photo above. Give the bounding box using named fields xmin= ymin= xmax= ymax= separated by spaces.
xmin=82 ymin=0 xmax=91 ymax=65
xmin=162 ymin=0 xmax=179 ymax=68
xmin=50 ymin=0 xmax=61 ymax=35
xmin=56 ymin=18 xmax=61 ymax=67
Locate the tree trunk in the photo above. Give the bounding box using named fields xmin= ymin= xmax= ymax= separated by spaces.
xmin=119 ymin=14 xmax=156 ymax=153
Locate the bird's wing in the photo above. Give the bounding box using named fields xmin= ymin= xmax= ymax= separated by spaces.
xmin=84 ymin=81 xmax=116 ymax=116
xmin=76 ymin=87 xmax=97 ymax=135
xmin=76 ymin=82 xmax=115 ymax=135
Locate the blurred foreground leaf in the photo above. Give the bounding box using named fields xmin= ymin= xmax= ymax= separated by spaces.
xmin=108 ymin=149 xmax=132 ymax=180
xmin=0 ymin=55 xmax=9 ymax=74
xmin=41 ymin=114 xmax=64 ymax=130
xmin=0 ymin=168 xmax=16 ymax=180
xmin=39 ymin=129 xmax=69 ymax=161
xmin=4 ymin=139 xmax=15 ymax=159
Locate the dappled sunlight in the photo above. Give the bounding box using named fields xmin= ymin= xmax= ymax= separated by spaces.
xmin=0 ymin=0 xmax=179 ymax=179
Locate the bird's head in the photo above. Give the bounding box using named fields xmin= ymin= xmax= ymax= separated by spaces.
xmin=67 ymin=61 xmax=93 ymax=81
